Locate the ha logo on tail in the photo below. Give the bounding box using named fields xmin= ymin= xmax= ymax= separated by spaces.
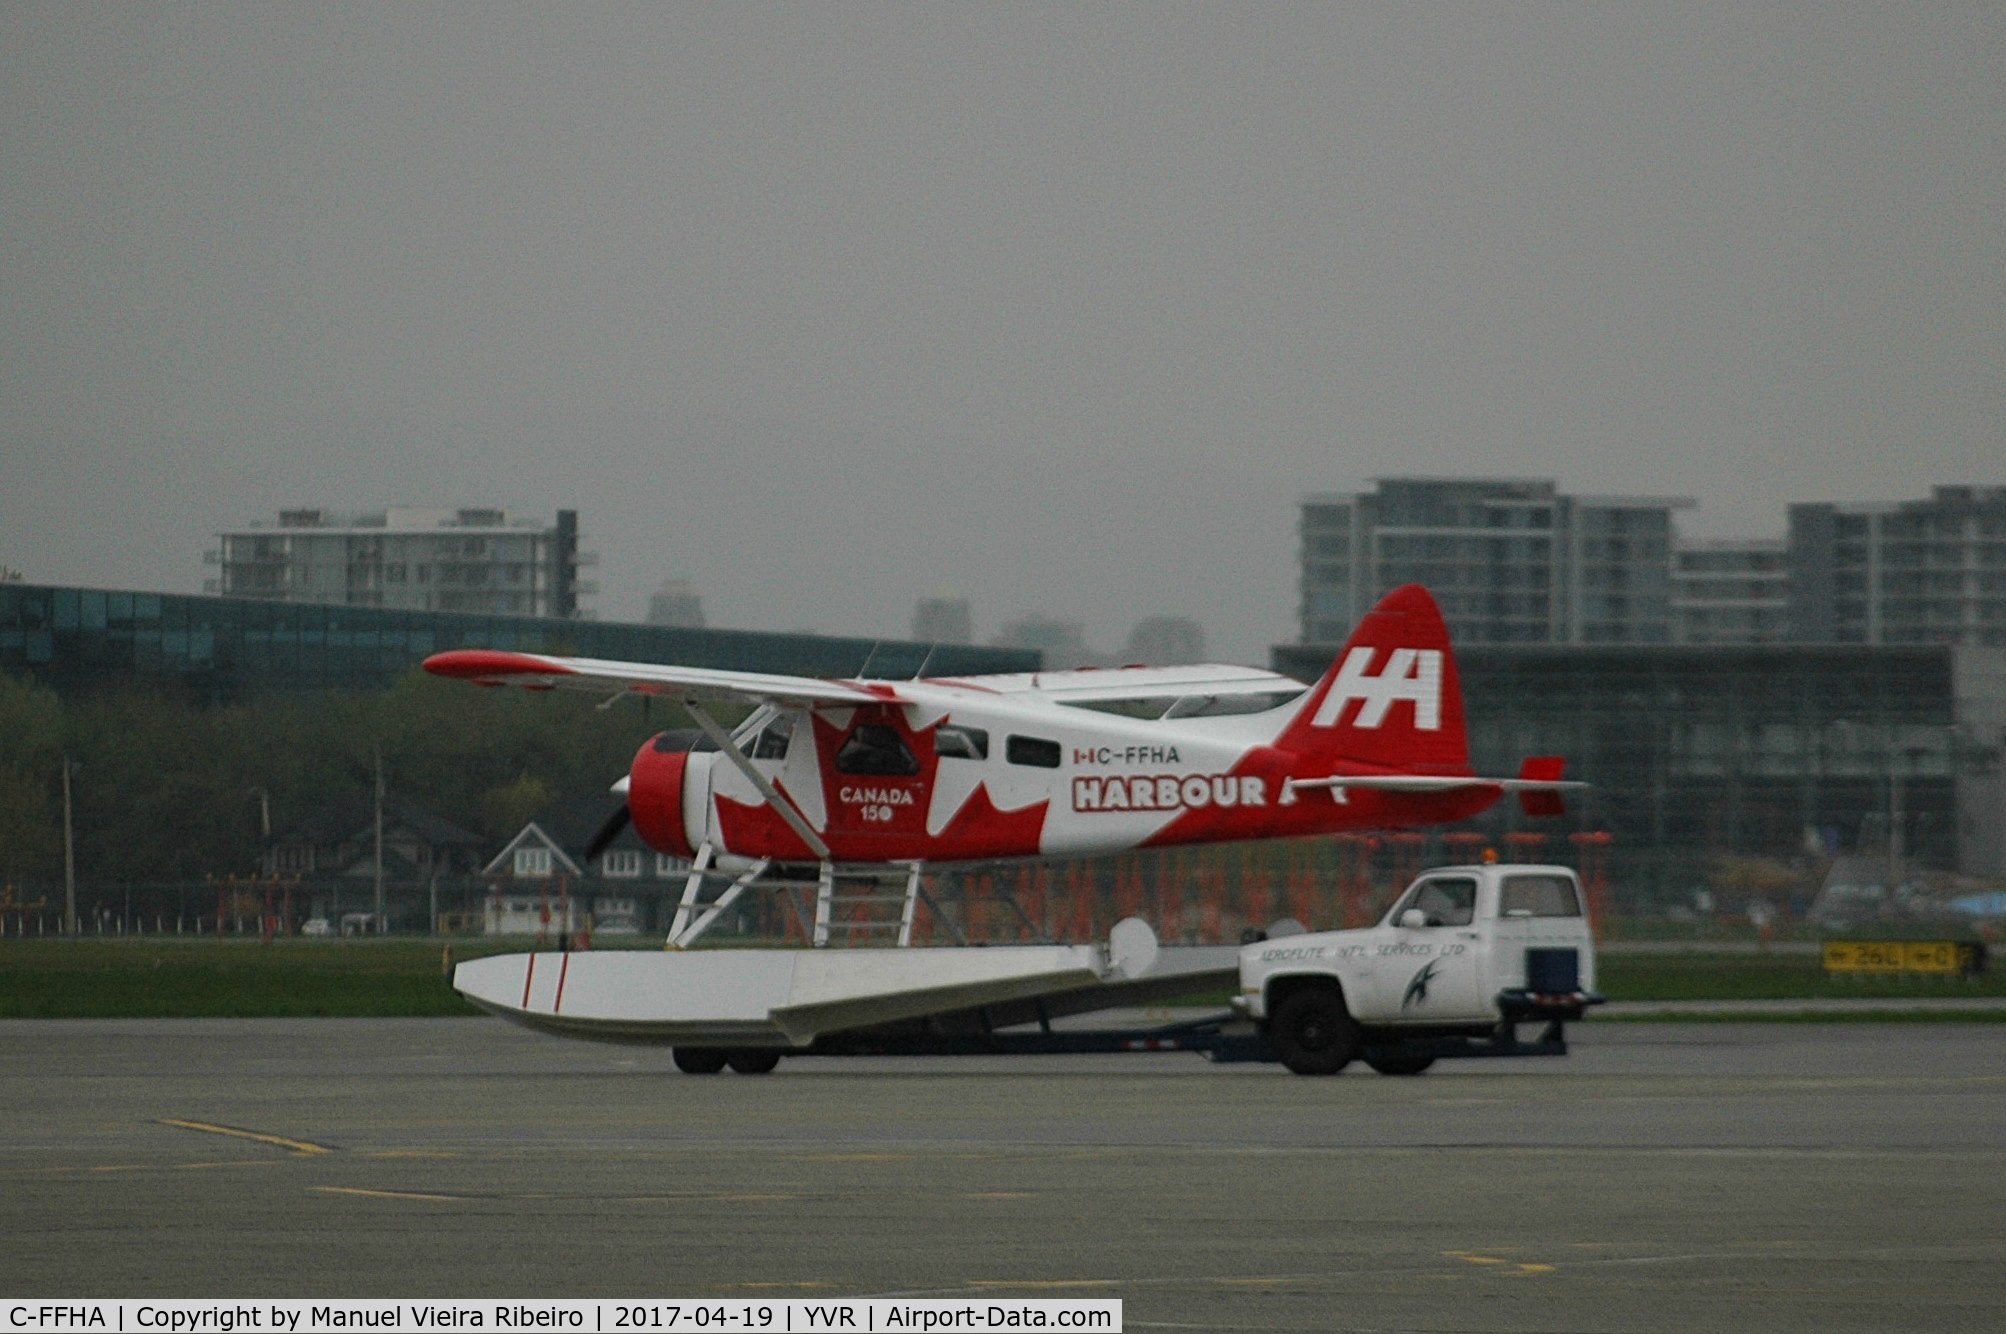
xmin=1310 ymin=647 xmax=1443 ymax=732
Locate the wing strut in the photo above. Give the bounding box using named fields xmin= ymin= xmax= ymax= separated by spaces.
xmin=897 ymin=862 xmax=922 ymax=948
xmin=666 ymin=843 xmax=716 ymax=946
xmin=682 ymin=701 xmax=832 ymax=861
xmin=668 ymin=857 xmax=772 ymax=949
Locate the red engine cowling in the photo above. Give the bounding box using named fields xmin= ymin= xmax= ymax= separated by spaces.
xmin=627 ymin=733 xmax=700 ymax=860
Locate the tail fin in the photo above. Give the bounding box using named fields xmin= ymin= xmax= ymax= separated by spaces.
xmin=1276 ymin=584 xmax=1469 ymax=773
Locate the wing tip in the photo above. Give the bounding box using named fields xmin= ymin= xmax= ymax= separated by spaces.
xmin=423 ymin=649 xmax=574 ymax=681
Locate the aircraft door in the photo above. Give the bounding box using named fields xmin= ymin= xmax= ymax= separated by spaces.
xmin=818 ymin=709 xmax=931 ymax=851
xmin=1374 ymin=873 xmax=1488 ymax=1022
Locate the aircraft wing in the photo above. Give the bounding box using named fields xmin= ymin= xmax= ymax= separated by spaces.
xmin=422 ymin=649 xmax=887 ymax=708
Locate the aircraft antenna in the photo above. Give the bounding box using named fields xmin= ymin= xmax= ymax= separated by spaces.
xmin=913 ymin=643 xmax=940 ymax=680
xmin=857 ymin=641 xmax=884 ymax=679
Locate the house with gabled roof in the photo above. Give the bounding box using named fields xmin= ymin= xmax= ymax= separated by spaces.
xmin=481 ymin=820 xmax=586 ymax=935
xmin=483 ymin=798 xmax=691 ymax=935
xmin=262 ymin=791 xmax=486 ymax=930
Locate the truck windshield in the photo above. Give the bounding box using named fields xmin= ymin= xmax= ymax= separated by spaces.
xmin=1500 ymin=874 xmax=1581 ymax=917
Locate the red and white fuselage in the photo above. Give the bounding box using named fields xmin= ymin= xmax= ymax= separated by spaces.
xmin=426 ymin=585 xmax=1572 ymax=869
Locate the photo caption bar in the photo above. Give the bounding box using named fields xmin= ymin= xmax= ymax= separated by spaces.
xmin=0 ymin=1301 xmax=1121 ymax=1333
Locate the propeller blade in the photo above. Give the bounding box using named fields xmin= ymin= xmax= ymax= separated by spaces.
xmin=583 ymin=804 xmax=632 ymax=863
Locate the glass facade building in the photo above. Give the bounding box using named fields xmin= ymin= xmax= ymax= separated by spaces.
xmin=0 ymin=583 xmax=1039 ymax=703
xmin=1273 ymin=640 xmax=2006 ymax=886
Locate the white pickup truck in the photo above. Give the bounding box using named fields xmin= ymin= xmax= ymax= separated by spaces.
xmin=1238 ymin=862 xmax=1601 ymax=1075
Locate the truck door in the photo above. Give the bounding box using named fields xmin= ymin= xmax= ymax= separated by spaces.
xmin=1373 ymin=873 xmax=1488 ymax=1022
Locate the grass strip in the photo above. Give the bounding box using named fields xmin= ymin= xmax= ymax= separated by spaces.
xmin=0 ymin=938 xmax=633 ymax=1018
xmin=1593 ymin=1007 xmax=2006 ymax=1024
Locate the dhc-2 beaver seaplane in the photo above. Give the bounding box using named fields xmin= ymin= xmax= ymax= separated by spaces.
xmin=424 ymin=584 xmax=1580 ymax=1070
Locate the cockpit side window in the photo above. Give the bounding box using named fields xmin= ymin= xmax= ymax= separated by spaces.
xmin=835 ymin=724 xmax=921 ymax=776
xmin=751 ymin=716 xmax=792 ymax=760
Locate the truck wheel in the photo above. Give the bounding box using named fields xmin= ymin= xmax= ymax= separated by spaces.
xmin=1270 ymin=989 xmax=1360 ymax=1076
xmin=1365 ymin=1053 xmax=1435 ymax=1076
xmin=726 ymin=1049 xmax=781 ymax=1075
xmin=672 ymin=1047 xmax=728 ymax=1075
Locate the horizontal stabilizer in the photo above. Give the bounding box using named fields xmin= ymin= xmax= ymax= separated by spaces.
xmin=1516 ymin=756 xmax=1572 ymax=818
xmin=1287 ymin=772 xmax=1586 ymax=796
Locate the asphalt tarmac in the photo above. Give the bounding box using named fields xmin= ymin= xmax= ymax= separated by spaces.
xmin=3 ymin=1017 xmax=2002 ymax=1332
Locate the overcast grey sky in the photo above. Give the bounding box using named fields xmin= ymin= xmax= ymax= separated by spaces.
xmin=3 ymin=4 xmax=2002 ymax=662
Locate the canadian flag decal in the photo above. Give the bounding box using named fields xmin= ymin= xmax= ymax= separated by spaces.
xmin=1310 ymin=647 xmax=1443 ymax=731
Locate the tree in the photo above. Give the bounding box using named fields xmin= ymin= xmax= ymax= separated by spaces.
xmin=10 ymin=667 xmax=686 ymax=885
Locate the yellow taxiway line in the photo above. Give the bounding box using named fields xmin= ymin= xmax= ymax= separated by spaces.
xmin=157 ymin=1119 xmax=335 ymax=1157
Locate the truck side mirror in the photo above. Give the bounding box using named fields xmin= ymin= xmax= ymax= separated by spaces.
xmin=1398 ymin=908 xmax=1428 ymax=929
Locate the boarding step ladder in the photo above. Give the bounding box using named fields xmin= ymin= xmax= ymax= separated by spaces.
xmin=665 ymin=850 xmax=938 ymax=950
xmin=811 ymin=863 xmax=929 ymax=948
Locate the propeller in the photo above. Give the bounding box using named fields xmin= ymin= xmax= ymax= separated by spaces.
xmin=583 ymin=803 xmax=633 ymax=864
xmin=580 ymin=727 xmax=711 ymax=865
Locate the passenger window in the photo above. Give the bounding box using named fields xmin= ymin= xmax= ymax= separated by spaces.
xmin=935 ymin=724 xmax=989 ymax=760
xmin=835 ymin=724 xmax=920 ymax=776
xmin=1005 ymin=735 xmax=1061 ymax=768
xmin=1500 ymin=874 xmax=1581 ymax=917
xmin=752 ymin=717 xmax=792 ymax=760
xmin=1397 ymin=876 xmax=1477 ymax=927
